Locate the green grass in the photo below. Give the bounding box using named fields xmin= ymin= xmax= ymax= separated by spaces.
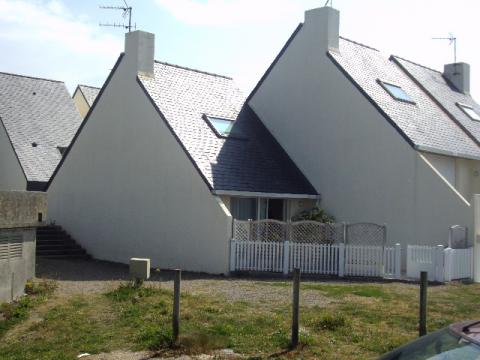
xmin=1 ymin=280 xmax=480 ymax=359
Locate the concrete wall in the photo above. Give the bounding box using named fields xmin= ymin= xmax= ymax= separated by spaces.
xmin=0 ymin=191 xmax=44 ymax=303
xmin=48 ymin=50 xmax=233 ymax=274
xmin=72 ymin=89 xmax=90 ymax=119
xmin=0 ymin=121 xmax=26 ymax=190
xmin=249 ymin=11 xmax=472 ymax=251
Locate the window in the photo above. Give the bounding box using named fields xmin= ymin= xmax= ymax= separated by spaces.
xmin=230 ymin=198 xmax=286 ymax=221
xmin=457 ymin=103 xmax=480 ymax=121
xmin=205 ymin=115 xmax=234 ymax=137
xmin=378 ymin=80 xmax=415 ymax=103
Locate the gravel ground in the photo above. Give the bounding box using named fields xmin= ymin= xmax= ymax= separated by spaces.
xmin=36 ymin=258 xmax=332 ymax=307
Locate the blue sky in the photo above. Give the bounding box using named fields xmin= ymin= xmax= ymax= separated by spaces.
xmin=1 ymin=0 xmax=479 ymax=98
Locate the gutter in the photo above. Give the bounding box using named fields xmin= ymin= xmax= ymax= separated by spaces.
xmin=414 ymin=145 xmax=480 ymax=161
xmin=212 ymin=190 xmax=320 ymax=200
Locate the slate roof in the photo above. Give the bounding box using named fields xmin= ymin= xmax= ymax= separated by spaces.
xmin=77 ymin=85 xmax=100 ymax=107
xmin=138 ymin=61 xmax=317 ymax=195
xmin=329 ymin=38 xmax=480 ymax=160
xmin=394 ymin=57 xmax=480 ymax=146
xmin=0 ymin=72 xmax=82 ymax=184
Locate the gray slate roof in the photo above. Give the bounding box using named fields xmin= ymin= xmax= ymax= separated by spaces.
xmin=0 ymin=72 xmax=82 ymax=183
xmin=138 ymin=61 xmax=317 ymax=195
xmin=78 ymin=85 xmax=100 ymax=107
xmin=329 ymin=38 xmax=480 ymax=160
xmin=394 ymin=57 xmax=480 ymax=146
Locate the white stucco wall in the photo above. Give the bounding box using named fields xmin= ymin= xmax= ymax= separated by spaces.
xmin=48 ymin=52 xmax=232 ymax=274
xmin=0 ymin=121 xmax=26 ymax=190
xmin=249 ymin=12 xmax=472 ymax=250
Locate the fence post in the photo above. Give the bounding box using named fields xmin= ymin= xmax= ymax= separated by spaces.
xmin=230 ymin=239 xmax=236 ymax=273
xmin=338 ymin=243 xmax=345 ymax=277
xmin=435 ymin=245 xmax=445 ymax=282
xmin=419 ymin=271 xmax=428 ymax=337
xmin=173 ymin=269 xmax=181 ymax=344
xmin=248 ymin=219 xmax=253 ymax=241
xmin=444 ymin=247 xmax=453 ymax=282
xmin=395 ymin=243 xmax=401 ymax=279
xmin=342 ymin=222 xmax=347 ymax=244
xmin=291 ymin=268 xmax=300 ymax=349
xmin=283 ymin=241 xmax=290 ymax=275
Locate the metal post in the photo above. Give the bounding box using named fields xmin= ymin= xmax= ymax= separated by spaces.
xmin=173 ymin=269 xmax=181 ymax=343
xmin=419 ymin=271 xmax=428 ymax=337
xmin=291 ymin=268 xmax=300 ymax=349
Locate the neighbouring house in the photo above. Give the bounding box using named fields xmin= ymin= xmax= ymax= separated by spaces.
xmin=248 ymin=6 xmax=480 ymax=249
xmin=72 ymin=84 xmax=100 ymax=119
xmin=0 ymin=191 xmax=46 ymax=303
xmin=47 ymin=31 xmax=318 ymax=274
xmin=0 ymin=72 xmax=83 ymax=191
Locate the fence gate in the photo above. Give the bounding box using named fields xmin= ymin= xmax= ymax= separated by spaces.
xmin=407 ymin=245 xmax=444 ymax=282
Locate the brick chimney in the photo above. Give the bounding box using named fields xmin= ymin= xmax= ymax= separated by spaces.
xmin=125 ymin=30 xmax=155 ymax=77
xmin=444 ymin=62 xmax=470 ymax=94
xmin=304 ymin=6 xmax=340 ymax=52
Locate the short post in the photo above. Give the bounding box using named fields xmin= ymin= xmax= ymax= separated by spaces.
xmin=394 ymin=243 xmax=401 ymax=279
xmin=435 ymin=245 xmax=445 ymax=282
xmin=291 ymin=268 xmax=300 ymax=349
xmin=229 ymin=239 xmax=236 ymax=272
xmin=173 ymin=269 xmax=181 ymax=344
xmin=338 ymin=243 xmax=345 ymax=277
xmin=419 ymin=271 xmax=428 ymax=337
xmin=444 ymin=247 xmax=453 ymax=282
xmin=283 ymin=241 xmax=290 ymax=275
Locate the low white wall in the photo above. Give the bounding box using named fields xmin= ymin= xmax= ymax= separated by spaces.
xmin=48 ymin=54 xmax=232 ymax=274
xmin=0 ymin=122 xmax=26 ymax=190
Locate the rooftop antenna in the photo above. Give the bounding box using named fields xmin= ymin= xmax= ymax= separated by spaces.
xmin=99 ymin=0 xmax=136 ymax=32
xmin=324 ymin=0 xmax=334 ymax=6
xmin=432 ymin=33 xmax=457 ymax=64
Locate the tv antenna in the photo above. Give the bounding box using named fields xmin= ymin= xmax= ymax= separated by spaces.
xmin=432 ymin=33 xmax=457 ymax=64
xmin=324 ymin=0 xmax=334 ymax=6
xmin=99 ymin=0 xmax=136 ymax=32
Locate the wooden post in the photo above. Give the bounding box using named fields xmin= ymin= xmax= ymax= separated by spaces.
xmin=291 ymin=268 xmax=300 ymax=349
xmin=419 ymin=271 xmax=427 ymax=337
xmin=173 ymin=269 xmax=181 ymax=343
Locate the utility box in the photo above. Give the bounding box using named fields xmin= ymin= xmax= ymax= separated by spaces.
xmin=129 ymin=258 xmax=151 ymax=281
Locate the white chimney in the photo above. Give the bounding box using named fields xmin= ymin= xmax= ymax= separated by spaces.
xmin=304 ymin=6 xmax=340 ymax=51
xmin=125 ymin=30 xmax=155 ymax=77
xmin=443 ymin=62 xmax=470 ymax=94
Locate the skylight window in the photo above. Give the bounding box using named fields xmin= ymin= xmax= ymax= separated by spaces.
xmin=205 ymin=115 xmax=235 ymax=137
xmin=457 ymin=103 xmax=480 ymax=121
xmin=378 ymin=80 xmax=415 ymax=104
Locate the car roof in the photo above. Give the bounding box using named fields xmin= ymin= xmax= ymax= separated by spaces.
xmin=450 ymin=320 xmax=480 ymax=345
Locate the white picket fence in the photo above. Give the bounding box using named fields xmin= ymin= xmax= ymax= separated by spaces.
xmin=230 ymin=240 xmax=401 ymax=279
xmin=407 ymin=245 xmax=473 ymax=282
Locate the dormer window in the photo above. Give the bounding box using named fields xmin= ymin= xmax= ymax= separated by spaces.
xmin=457 ymin=103 xmax=480 ymax=121
xmin=378 ymin=80 xmax=415 ymax=104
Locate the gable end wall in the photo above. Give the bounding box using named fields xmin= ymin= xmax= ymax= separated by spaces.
xmin=48 ymin=56 xmax=232 ymax=274
xmin=0 ymin=119 xmax=26 ymax=190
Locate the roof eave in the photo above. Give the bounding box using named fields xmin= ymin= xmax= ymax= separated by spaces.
xmin=212 ymin=190 xmax=320 ymax=200
xmin=415 ymin=145 xmax=480 ymax=161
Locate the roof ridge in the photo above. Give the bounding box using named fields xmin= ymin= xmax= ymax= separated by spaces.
xmin=78 ymin=84 xmax=100 ymax=90
xmin=154 ymin=60 xmax=232 ymax=80
xmin=339 ymin=36 xmax=379 ymax=52
xmin=391 ymin=55 xmax=442 ymax=74
xmin=0 ymin=71 xmax=63 ymax=83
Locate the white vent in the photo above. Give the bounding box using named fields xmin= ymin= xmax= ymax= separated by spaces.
xmin=0 ymin=233 xmax=23 ymax=260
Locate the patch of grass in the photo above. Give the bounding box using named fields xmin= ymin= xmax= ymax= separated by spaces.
xmin=1 ymin=280 xmax=480 ymax=359
xmin=0 ymin=280 xmax=55 ymax=339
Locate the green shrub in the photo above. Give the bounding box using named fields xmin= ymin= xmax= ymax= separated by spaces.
xmin=292 ymin=206 xmax=335 ymax=223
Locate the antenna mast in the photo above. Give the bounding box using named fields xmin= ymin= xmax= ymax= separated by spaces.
xmin=324 ymin=0 xmax=334 ymax=6
xmin=99 ymin=0 xmax=136 ymax=32
xmin=432 ymin=34 xmax=457 ymax=64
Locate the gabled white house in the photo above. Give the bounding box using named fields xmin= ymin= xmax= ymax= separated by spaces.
xmin=0 ymin=72 xmax=82 ymax=191
xmin=248 ymin=6 xmax=480 ymax=248
xmin=47 ymin=31 xmax=318 ymax=274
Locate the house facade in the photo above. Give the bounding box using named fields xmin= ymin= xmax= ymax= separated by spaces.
xmin=47 ymin=31 xmax=317 ymax=274
xmin=0 ymin=72 xmax=82 ymax=191
xmin=248 ymin=6 xmax=479 ymax=249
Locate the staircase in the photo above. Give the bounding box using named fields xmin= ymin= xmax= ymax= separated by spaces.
xmin=36 ymin=225 xmax=90 ymax=259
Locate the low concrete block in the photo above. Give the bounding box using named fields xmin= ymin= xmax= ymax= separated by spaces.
xmin=129 ymin=258 xmax=150 ymax=281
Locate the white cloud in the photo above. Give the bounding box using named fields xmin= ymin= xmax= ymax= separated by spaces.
xmin=155 ymin=0 xmax=305 ymax=26
xmin=0 ymin=0 xmax=123 ymax=92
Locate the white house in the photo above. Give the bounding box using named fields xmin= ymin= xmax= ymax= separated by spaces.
xmin=248 ymin=6 xmax=480 ymax=249
xmin=72 ymin=84 xmax=100 ymax=119
xmin=47 ymin=31 xmax=318 ymax=274
xmin=0 ymin=72 xmax=82 ymax=191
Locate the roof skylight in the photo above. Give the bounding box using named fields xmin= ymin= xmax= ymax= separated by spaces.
xmin=457 ymin=103 xmax=480 ymax=121
xmin=378 ymin=80 xmax=415 ymax=104
xmin=205 ymin=115 xmax=235 ymax=137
